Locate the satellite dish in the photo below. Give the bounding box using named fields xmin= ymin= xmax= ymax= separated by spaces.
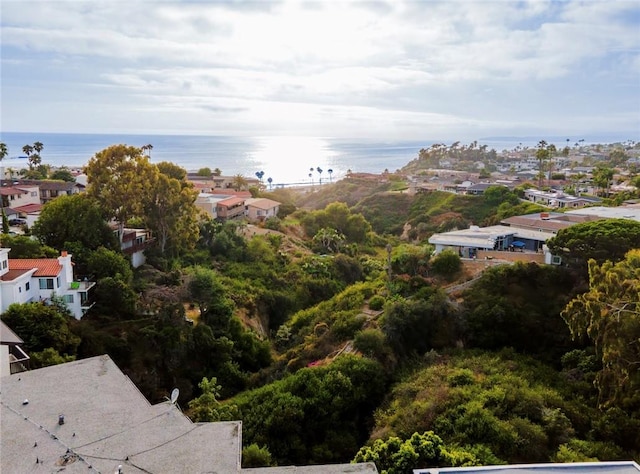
xmin=170 ymin=388 xmax=179 ymax=404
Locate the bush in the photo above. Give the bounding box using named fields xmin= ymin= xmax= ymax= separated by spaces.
xmin=242 ymin=443 xmax=273 ymax=468
xmin=430 ymin=250 xmax=462 ymax=280
xmin=368 ymin=295 xmax=385 ymax=311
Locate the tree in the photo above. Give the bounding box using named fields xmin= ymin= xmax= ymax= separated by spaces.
xmin=141 ymin=143 xmax=153 ymax=158
xmin=86 ymin=247 xmax=133 ymax=283
xmin=546 ymin=219 xmax=640 ymax=270
xmin=301 ymin=202 xmax=372 ymax=244
xmin=198 ymin=167 xmax=212 ymax=177
xmin=312 ymin=227 xmax=346 ymax=254
xmin=561 ymin=250 xmax=640 ymax=410
xmin=430 ymin=249 xmax=462 ymax=280
xmin=255 ymin=170 xmax=265 ymax=183
xmin=32 ymin=194 xmax=117 ymax=252
xmin=267 ymin=176 xmax=273 ymax=190
xmin=22 ymin=144 xmax=33 ymax=159
xmin=0 ymin=235 xmax=58 ymax=258
xmin=1 ymin=301 xmax=80 ymax=356
xmin=381 ymin=291 xmax=458 ymax=356
xmin=186 ymin=266 xmax=234 ymax=331
xmin=232 ymin=174 xmax=248 ymax=191
xmin=188 ymin=376 xmax=238 ymax=422
xmin=592 ymin=166 xmax=614 ymax=197
xmin=462 ymin=262 xmax=577 ymax=361
xmin=353 ymin=431 xmax=476 ymax=473
xmin=328 ymin=168 xmax=333 ymax=182
xmin=0 ymin=142 xmax=7 ymax=161
xmin=145 ymin=163 xmax=199 ymax=255
xmin=316 ymin=166 xmax=323 ymax=184
xmin=536 ymin=140 xmax=550 ymax=188
xmin=49 ymin=167 xmax=76 ymax=182
xmin=84 ymin=145 xmax=156 ymax=243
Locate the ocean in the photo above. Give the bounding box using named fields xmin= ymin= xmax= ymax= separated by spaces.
xmin=0 ymin=131 xmax=629 ymax=186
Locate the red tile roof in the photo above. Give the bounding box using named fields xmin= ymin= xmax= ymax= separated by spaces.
xmin=0 ymin=269 xmax=33 ymax=281
xmin=9 ymin=259 xmax=62 ymax=277
xmin=14 ymin=203 xmax=43 ymax=213
xmin=217 ymin=196 xmax=245 ymax=206
xmin=0 ymin=187 xmax=28 ymax=196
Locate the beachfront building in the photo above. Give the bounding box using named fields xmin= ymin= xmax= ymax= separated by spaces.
xmin=0 ymin=248 xmax=95 ymax=320
xmin=1 ymin=354 xmax=379 ymax=474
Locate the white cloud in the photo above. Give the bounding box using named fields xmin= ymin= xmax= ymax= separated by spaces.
xmin=1 ymin=0 xmax=638 ymax=138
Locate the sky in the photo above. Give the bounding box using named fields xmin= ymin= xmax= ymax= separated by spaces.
xmin=1 ymin=0 xmax=639 ymax=142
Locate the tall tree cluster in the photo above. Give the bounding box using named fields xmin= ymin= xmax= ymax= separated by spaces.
xmin=84 ymin=145 xmax=199 ymax=257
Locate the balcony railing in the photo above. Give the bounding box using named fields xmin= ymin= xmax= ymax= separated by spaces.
xmin=9 ymin=345 xmax=30 ymax=374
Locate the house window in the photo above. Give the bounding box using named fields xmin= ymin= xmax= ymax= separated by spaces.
xmin=2 ymin=260 xmax=6 ymax=269
xmin=25 ymin=282 xmax=30 ymax=291
xmin=57 ymin=276 xmax=61 ymax=288
xmin=31 ymin=191 xmax=38 ymax=197
xmin=63 ymin=294 xmax=74 ymax=303
xmin=19 ymin=287 xmax=22 ymax=293
xmin=551 ymin=256 xmax=562 ymax=265
xmin=39 ymin=278 xmax=54 ymax=290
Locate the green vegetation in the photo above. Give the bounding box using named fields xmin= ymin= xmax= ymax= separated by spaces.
xmin=546 ymin=219 xmax=640 ymax=271
xmin=2 ymin=142 xmax=639 ymax=471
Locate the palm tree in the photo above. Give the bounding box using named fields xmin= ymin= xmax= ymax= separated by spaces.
xmin=327 ymin=168 xmax=333 ymax=183
xmin=267 ymin=177 xmax=273 ymax=190
xmin=22 ymin=144 xmax=33 ymax=157
xmin=536 ymin=140 xmax=549 ymax=188
xmin=309 ymin=172 xmax=313 ymax=185
xmin=232 ymin=174 xmax=248 ymax=191
xmin=316 ymin=166 xmax=323 ymax=184
xmin=255 ymin=170 xmax=265 ymax=183
xmin=141 ymin=144 xmax=153 ymax=158
xmin=0 ymin=143 xmax=7 ymax=183
xmin=33 ymin=141 xmax=44 ymax=155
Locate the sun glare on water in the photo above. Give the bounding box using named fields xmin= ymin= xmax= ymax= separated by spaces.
xmin=248 ymin=136 xmax=341 ymax=186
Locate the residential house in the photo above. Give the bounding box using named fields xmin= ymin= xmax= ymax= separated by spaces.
xmin=0 ymin=354 xmax=378 ymax=474
xmin=501 ymin=212 xmax=601 ymax=234
xmin=0 ymin=320 xmax=29 ymax=377
xmin=114 ymin=227 xmax=155 ymax=268
xmin=428 ymin=224 xmax=554 ymax=258
xmin=36 ymin=180 xmax=84 ymax=203
xmin=195 ymin=192 xmax=225 ymax=218
xmin=244 ymin=197 xmax=280 ymax=222
xmin=523 ymin=188 xmax=601 ymax=209
xmin=187 ymin=173 xmax=260 ymax=191
xmin=0 ymin=248 xmax=95 ymax=320
xmin=216 ymin=195 xmax=247 ymax=221
xmin=0 ymin=183 xmax=40 ymax=211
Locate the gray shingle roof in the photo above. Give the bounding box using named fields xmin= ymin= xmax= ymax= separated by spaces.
xmin=1 ymin=355 xmax=241 ymax=473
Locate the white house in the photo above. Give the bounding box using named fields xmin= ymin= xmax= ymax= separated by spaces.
xmin=0 ymin=248 xmax=95 ymax=319
xmin=116 ymin=228 xmax=154 ymax=268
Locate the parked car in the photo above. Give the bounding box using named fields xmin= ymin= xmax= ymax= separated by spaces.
xmin=8 ymin=218 xmax=25 ymax=226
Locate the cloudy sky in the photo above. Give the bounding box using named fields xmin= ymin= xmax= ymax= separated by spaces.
xmin=1 ymin=0 xmax=639 ymax=141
